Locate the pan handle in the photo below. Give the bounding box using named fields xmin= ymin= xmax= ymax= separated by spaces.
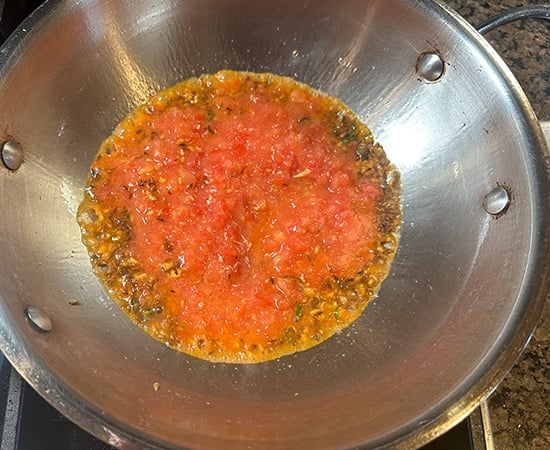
xmin=477 ymin=5 xmax=550 ymax=35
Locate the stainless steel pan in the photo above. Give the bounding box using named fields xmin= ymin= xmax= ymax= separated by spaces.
xmin=0 ymin=1 xmax=549 ymax=449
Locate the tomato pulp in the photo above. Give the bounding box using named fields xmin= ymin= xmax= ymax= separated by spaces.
xmin=78 ymin=71 xmax=401 ymax=363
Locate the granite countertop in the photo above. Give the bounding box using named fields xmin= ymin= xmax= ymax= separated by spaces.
xmin=442 ymin=1 xmax=549 ymax=448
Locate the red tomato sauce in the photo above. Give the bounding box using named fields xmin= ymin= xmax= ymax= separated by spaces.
xmin=78 ymin=71 xmax=401 ymax=363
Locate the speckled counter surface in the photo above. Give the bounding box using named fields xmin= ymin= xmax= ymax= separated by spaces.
xmin=442 ymin=1 xmax=549 ymax=449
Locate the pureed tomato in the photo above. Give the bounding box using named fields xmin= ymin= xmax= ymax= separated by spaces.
xmin=78 ymin=71 xmax=401 ymax=363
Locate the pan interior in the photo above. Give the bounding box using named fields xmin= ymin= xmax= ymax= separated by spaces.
xmin=0 ymin=0 xmax=547 ymax=449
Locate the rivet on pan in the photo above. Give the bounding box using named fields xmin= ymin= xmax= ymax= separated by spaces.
xmin=1 ymin=140 xmax=24 ymax=171
xmin=416 ymin=52 xmax=445 ymax=82
xmin=483 ymin=185 xmax=511 ymax=217
xmin=25 ymin=306 xmax=53 ymax=332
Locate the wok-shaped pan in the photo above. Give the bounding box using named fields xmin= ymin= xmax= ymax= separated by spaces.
xmin=0 ymin=0 xmax=549 ymax=448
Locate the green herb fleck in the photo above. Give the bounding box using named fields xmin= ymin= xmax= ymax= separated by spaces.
xmin=295 ymin=303 xmax=303 ymax=320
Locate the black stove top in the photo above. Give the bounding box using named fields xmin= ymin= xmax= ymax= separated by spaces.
xmin=0 ymin=1 xmax=476 ymax=449
xmin=0 ymin=0 xmax=42 ymax=40
xmin=0 ymin=355 xmax=115 ymax=450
